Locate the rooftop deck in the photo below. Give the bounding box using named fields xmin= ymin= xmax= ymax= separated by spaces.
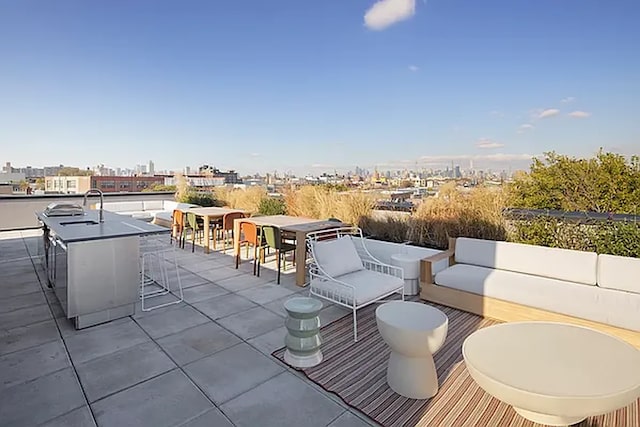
xmin=0 ymin=229 xmax=372 ymax=427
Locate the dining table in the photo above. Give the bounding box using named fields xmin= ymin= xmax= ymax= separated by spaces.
xmin=233 ymin=215 xmax=344 ymax=287
xmin=185 ymin=207 xmax=247 ymax=253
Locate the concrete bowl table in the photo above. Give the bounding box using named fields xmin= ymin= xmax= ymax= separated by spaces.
xmin=463 ymin=322 xmax=640 ymax=426
xmin=283 ymin=297 xmax=323 ymax=368
xmin=376 ymin=301 xmax=448 ymax=399
xmin=390 ymin=253 xmax=422 ymax=296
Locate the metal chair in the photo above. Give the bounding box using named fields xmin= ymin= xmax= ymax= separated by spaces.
xmin=139 ymin=234 xmax=184 ymax=311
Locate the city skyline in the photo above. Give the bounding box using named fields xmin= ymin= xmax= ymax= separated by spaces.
xmin=1 ymin=1 xmax=638 ymax=175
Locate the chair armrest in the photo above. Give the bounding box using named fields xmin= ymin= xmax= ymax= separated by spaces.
xmin=362 ymin=259 xmax=404 ymax=279
xmin=420 ymin=249 xmax=455 ymax=285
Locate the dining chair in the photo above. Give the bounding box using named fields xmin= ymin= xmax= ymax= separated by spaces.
xmin=216 ymin=211 xmax=246 ymax=253
xmin=258 ymin=225 xmax=296 ymax=284
xmin=235 ymin=221 xmax=265 ymax=275
xmin=185 ymin=211 xmax=204 ymax=252
xmin=170 ymin=209 xmax=186 ymax=248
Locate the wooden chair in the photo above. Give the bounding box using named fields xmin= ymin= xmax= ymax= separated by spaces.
xmin=235 ymin=221 xmax=265 ymax=275
xmin=215 ymin=211 xmax=246 ymax=252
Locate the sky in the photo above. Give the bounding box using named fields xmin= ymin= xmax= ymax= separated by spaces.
xmin=1 ymin=0 xmax=639 ymax=176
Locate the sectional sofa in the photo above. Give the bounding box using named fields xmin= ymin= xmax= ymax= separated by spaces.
xmin=420 ymin=237 xmax=640 ymax=348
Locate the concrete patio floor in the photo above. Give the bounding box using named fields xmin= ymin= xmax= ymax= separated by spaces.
xmin=0 ymin=229 xmax=376 ymax=427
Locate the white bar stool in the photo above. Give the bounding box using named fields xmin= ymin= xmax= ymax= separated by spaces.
xmin=139 ymin=234 xmax=184 ymax=311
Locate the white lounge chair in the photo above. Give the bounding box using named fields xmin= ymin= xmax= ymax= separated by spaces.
xmin=306 ymin=226 xmax=405 ymax=341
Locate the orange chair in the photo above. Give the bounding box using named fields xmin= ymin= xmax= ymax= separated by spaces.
xmin=171 ymin=209 xmax=186 ymax=248
xmin=215 ymin=211 xmax=246 ymax=252
xmin=235 ymin=221 xmax=265 ymax=275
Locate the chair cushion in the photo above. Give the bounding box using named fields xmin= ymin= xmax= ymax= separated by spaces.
xmin=454 ymin=237 xmax=598 ymax=285
xmin=435 ymin=264 xmax=640 ymax=332
xmin=312 ymin=269 xmax=404 ymax=306
xmin=313 ymin=236 xmax=364 ymax=277
xmin=598 ymin=254 xmax=640 ymax=294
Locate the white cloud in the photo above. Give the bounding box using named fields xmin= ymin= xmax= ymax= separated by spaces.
xmin=408 ymin=65 xmax=419 ymax=72
xmin=517 ymin=123 xmax=534 ymax=134
xmin=476 ymin=138 xmax=505 ymax=149
xmin=560 ymin=97 xmax=575 ymax=104
xmin=364 ymin=0 xmax=416 ymax=31
xmin=537 ymin=108 xmax=560 ymax=119
xmin=568 ymin=110 xmax=591 ymax=118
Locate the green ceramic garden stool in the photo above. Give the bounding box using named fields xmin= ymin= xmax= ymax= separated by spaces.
xmin=284 ymin=297 xmax=323 ymax=368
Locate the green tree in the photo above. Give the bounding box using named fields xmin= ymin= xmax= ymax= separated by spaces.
xmin=142 ymin=184 xmax=177 ymax=192
xmin=508 ymin=150 xmax=640 ymax=214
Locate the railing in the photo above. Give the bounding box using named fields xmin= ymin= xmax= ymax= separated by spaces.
xmin=0 ymin=192 xmax=175 ymax=231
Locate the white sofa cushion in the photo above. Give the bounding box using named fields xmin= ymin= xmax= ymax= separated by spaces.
xmin=598 ymin=254 xmax=640 ymax=294
xmin=143 ymin=200 xmax=165 ymax=210
xmin=102 ymin=201 xmax=145 ymax=213
xmin=311 ymin=269 xmax=404 ymax=306
xmin=455 ymin=238 xmax=598 ymax=285
xmin=313 ymin=236 xmax=364 ymax=278
xmin=435 ymin=264 xmax=640 ymax=332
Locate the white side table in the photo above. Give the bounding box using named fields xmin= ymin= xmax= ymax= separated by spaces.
xmin=390 ymin=253 xmax=421 ymax=296
xmin=376 ymin=301 xmax=448 ymax=399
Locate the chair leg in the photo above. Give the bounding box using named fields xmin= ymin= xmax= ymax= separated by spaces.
xmin=252 ymin=244 xmax=258 ymax=276
xmin=353 ymin=308 xmax=358 ymax=342
xmin=276 ymin=250 xmax=282 ymax=284
xmin=256 ymin=247 xmax=262 ymax=277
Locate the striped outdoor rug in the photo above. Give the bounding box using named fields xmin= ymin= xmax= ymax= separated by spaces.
xmin=273 ymin=302 xmax=640 ymax=427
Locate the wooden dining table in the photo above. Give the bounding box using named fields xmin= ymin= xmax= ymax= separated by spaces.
xmin=233 ymin=215 xmax=344 ymax=287
xmin=185 ymin=207 xmax=247 ymax=254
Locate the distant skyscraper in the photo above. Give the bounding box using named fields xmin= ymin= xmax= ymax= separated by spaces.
xmin=148 ymin=160 xmax=155 ymax=175
xmin=469 ymin=159 xmax=474 ymax=170
xmin=454 ymin=165 xmax=461 ymax=178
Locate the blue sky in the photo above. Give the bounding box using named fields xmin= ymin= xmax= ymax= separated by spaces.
xmin=1 ymin=0 xmax=639 ymax=175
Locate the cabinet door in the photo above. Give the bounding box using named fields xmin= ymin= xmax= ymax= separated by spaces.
xmin=53 ymin=240 xmax=69 ymax=316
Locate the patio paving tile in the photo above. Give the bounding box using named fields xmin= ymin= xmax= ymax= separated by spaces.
xmin=262 ymin=295 xmax=292 ymax=317
xmin=195 ymin=266 xmax=243 ymax=283
xmin=0 ymin=367 xmax=85 ymax=427
xmin=0 ymin=319 xmax=59 ymax=356
xmin=215 ymin=273 xmax=272 ymax=292
xmin=247 ymin=326 xmax=287 ymax=355
xmin=64 ymin=318 xmax=150 ymax=364
xmin=133 ymin=295 xmax=185 ymax=319
xmin=135 ymin=305 xmax=210 ymax=339
xmin=236 ymin=283 xmax=295 ymax=305
xmin=181 ymin=282 xmax=229 ymax=304
xmin=327 ymin=411 xmax=375 ymax=427
xmin=192 ymin=293 xmax=257 ymax=320
xmin=39 ymin=406 xmax=97 ymax=427
xmin=217 ymin=306 xmax=284 ymax=340
xmin=0 ymin=291 xmax=47 ymax=314
xmin=0 ymin=339 xmax=69 ymax=390
xmin=220 ymin=371 xmax=344 ymax=427
xmin=0 ymin=274 xmax=42 ymax=297
xmin=91 ymin=369 xmax=213 ymax=427
xmin=156 ymin=322 xmax=241 ymax=366
xmin=76 ymin=341 xmax=176 ymax=402
xmin=0 ymin=303 xmax=52 ymax=329
xmin=184 ymin=342 xmax=284 ymax=404
xmin=177 ymin=407 xmax=234 ymax=427
xmin=181 ymin=260 xmax=226 ymax=274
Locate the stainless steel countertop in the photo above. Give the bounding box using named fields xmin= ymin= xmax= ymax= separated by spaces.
xmin=36 ymin=210 xmax=169 ymax=243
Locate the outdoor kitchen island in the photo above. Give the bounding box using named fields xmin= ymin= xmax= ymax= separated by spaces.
xmin=37 ymin=209 xmax=169 ymax=329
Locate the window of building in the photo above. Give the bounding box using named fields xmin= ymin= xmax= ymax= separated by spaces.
xmin=100 ymin=181 xmax=116 ymax=189
xmin=66 ymin=180 xmax=76 ymax=189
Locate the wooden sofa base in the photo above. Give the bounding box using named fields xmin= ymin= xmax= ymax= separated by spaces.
xmin=420 ymin=282 xmax=640 ymax=350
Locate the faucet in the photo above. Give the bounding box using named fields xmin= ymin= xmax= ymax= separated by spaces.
xmin=83 ymin=188 xmax=105 ymax=223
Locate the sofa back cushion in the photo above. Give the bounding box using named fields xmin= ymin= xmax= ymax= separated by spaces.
xmin=143 ymin=200 xmax=165 ymax=211
xmin=597 ymin=254 xmax=640 ymax=294
xmin=313 ymin=236 xmax=364 ymax=278
xmin=454 ymin=237 xmax=598 ymax=285
xmin=102 ymin=201 xmax=145 ymax=213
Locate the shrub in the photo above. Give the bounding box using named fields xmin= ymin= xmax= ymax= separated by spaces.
xmin=214 ymin=186 xmax=267 ymax=213
xmin=284 ymin=186 xmax=375 ymax=225
xmin=258 ymin=197 xmax=287 ymax=215
xmin=178 ymin=190 xmax=218 ymax=207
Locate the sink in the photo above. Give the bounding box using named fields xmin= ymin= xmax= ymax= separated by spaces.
xmin=60 ymin=220 xmax=101 ymax=226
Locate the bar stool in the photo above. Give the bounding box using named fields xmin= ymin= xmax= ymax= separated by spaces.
xmin=139 ymin=234 xmax=184 ymax=311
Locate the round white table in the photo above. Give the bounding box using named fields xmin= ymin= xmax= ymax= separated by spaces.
xmin=463 ymin=322 xmax=640 ymax=426
xmin=376 ymin=301 xmax=448 ymax=399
